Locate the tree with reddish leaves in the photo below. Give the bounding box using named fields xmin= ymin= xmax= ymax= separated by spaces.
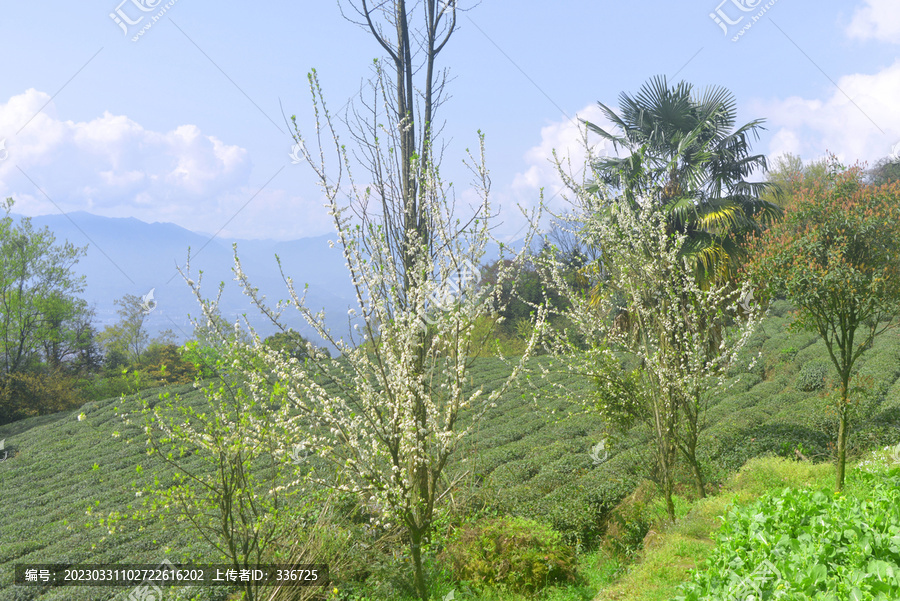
xmin=747 ymin=159 xmax=900 ymax=491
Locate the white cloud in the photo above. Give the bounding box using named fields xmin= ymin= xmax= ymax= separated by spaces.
xmin=846 ymin=0 xmax=900 ymax=43
xmin=0 ymin=88 xmax=263 ymax=232
xmin=511 ymin=104 xmax=617 ymax=208
xmin=473 ymin=104 xmax=619 ymax=242
xmin=751 ymin=60 xmax=900 ymax=165
xmin=766 ymin=128 xmax=804 ymax=163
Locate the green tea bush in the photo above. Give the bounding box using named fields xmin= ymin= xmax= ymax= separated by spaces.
xmin=705 ymin=415 xmax=831 ymax=477
xmin=769 ymin=300 xmax=796 ymax=318
xmin=442 ymin=516 xmax=577 ymax=594
xmin=794 ymin=339 xmax=828 ymax=366
xmin=796 ymin=360 xmax=830 ymax=392
xmin=854 ymin=339 xmax=900 ymax=403
xmin=726 ymin=373 xmax=763 ymax=395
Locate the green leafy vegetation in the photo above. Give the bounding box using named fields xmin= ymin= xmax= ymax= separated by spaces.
xmin=677 ymin=463 xmax=900 ymax=600
xmin=584 ymin=75 xmax=781 ymax=285
xmin=796 ymin=360 xmax=830 ymax=392
xmin=442 ymin=516 xmax=577 ymax=594
xmin=0 ymin=199 xmax=98 ymax=425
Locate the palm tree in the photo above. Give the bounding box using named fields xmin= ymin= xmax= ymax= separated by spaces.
xmin=585 ymin=75 xmax=782 ymax=285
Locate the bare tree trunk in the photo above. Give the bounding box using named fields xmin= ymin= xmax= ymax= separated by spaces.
xmin=659 ymin=437 xmax=677 ymax=523
xmin=687 ymin=451 xmax=706 ymax=499
xmin=678 ymin=401 xmax=707 ymax=499
xmin=678 ymin=400 xmax=707 ymax=499
xmin=651 ymin=387 xmax=678 ymax=523
xmin=836 ymin=379 xmax=850 ymax=492
xmin=409 ymin=527 xmax=427 ymax=601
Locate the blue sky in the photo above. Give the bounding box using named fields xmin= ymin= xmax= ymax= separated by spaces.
xmin=1 ymin=0 xmax=898 ymax=242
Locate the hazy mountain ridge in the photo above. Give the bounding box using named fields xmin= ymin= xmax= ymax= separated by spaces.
xmin=17 ymin=211 xmax=355 ymax=345
xmin=16 ymin=211 xmax=523 ymax=347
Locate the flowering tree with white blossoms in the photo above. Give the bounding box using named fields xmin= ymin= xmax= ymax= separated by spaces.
xmin=178 ymin=5 xmax=546 ymax=599
xmin=542 ymin=169 xmax=761 ymax=521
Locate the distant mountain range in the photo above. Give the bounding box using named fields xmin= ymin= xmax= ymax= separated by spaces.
xmin=15 ymin=211 xmax=526 ymax=348
xmin=16 ymin=211 xmax=354 ymax=346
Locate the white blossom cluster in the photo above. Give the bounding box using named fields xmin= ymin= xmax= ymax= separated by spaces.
xmin=173 ymin=68 xmax=548 ymax=535
xmin=539 ymin=175 xmax=763 ymax=475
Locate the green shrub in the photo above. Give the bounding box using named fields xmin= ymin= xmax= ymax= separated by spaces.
xmin=442 ymin=516 xmax=577 ymax=594
xmin=0 ymin=371 xmax=84 ymax=425
xmin=139 ymin=344 xmax=198 ymax=384
xmin=75 ymin=372 xmax=139 ymax=402
xmin=601 ymin=480 xmax=656 ymax=560
xmin=796 ymin=360 xmax=830 ymax=392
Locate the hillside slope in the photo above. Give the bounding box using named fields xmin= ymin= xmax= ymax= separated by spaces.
xmin=1 ymin=302 xmax=899 ymax=600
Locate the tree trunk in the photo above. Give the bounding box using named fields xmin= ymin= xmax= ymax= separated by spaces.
xmin=681 ymin=424 xmax=706 ymax=499
xmin=663 ymin=476 xmax=676 ymax=523
xmin=658 ymin=434 xmax=677 ymax=523
xmin=410 ymin=528 xmax=427 ymax=600
xmin=836 ymin=384 xmax=850 ymax=492
xmin=687 ymin=451 xmax=706 ymax=499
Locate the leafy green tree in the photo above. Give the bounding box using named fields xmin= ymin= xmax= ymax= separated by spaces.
xmin=0 ymin=199 xmax=88 ymax=374
xmin=585 ymin=76 xmax=782 ymax=284
xmin=0 ymin=370 xmax=83 ymax=425
xmin=102 ymin=348 xmax=129 ymax=374
xmin=139 ymin=343 xmax=198 ymax=384
xmin=748 ymin=160 xmax=900 ymax=491
xmin=866 ymin=156 xmax=900 ymax=186
xmin=98 ymin=293 xmax=178 ymax=378
xmin=764 ymin=152 xmax=828 ymax=213
xmin=39 ymin=298 xmax=99 ymax=372
xmin=97 ymin=294 xmax=156 ymax=364
xmin=97 ymin=295 xmax=146 ymax=363
xmin=132 ymin=368 xmax=295 ymax=601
